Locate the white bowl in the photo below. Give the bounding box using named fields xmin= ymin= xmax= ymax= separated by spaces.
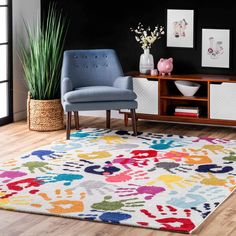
xmin=174 ymin=80 xmax=201 ymax=96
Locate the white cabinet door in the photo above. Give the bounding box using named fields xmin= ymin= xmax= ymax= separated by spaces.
xmin=210 ymin=82 xmax=236 ymax=120
xmin=133 ymin=78 xmax=158 ymax=115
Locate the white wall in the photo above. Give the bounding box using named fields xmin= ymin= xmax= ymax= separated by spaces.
xmin=12 ymin=0 xmax=40 ymax=121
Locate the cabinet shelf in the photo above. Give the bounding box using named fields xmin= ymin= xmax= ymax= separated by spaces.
xmin=121 ymin=72 xmax=236 ymax=127
xmin=160 ymin=95 xmax=208 ymax=101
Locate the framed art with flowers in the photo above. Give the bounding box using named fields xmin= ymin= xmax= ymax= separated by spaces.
xmin=201 ymin=28 xmax=230 ymax=68
xmin=166 ymin=9 xmax=194 ymax=48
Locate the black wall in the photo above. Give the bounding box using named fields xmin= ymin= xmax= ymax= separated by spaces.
xmin=41 ymin=0 xmax=236 ymax=74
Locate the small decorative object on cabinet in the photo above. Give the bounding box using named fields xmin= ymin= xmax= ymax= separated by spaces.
xmin=120 ymin=72 xmax=236 ymax=127
xmin=151 ymin=69 xmax=158 ymax=76
xmin=139 ymin=48 xmax=154 ymax=74
xmin=174 ymin=80 xmax=200 ymax=96
xmin=157 ymin=58 xmax=173 ymax=76
xmin=130 ymin=22 xmax=165 ymax=74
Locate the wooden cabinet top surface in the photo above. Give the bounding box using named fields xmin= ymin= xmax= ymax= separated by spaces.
xmin=127 ymin=71 xmax=236 ymax=82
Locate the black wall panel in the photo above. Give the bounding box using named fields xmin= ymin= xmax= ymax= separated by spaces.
xmin=41 ymin=0 xmax=236 ymax=74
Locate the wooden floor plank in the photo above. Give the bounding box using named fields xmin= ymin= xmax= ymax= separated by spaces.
xmin=0 ymin=117 xmax=236 ymax=236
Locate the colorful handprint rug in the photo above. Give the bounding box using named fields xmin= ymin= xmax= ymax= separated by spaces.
xmin=0 ymin=128 xmax=236 ymax=233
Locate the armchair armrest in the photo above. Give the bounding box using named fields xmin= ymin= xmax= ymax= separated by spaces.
xmin=61 ymin=77 xmax=73 ymax=97
xmin=113 ymin=76 xmax=133 ymax=90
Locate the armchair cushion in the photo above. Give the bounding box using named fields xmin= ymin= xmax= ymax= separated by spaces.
xmin=113 ymin=76 xmax=133 ymax=90
xmin=63 ymin=86 xmax=137 ymax=103
xmin=61 ymin=77 xmax=73 ymax=96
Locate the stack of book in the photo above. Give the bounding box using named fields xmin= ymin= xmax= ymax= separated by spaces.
xmin=174 ymin=106 xmax=199 ymax=117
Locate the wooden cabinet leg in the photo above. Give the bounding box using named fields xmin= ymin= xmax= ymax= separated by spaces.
xmin=124 ymin=114 xmax=129 ymax=126
xmin=130 ymin=109 xmax=138 ymax=136
xmin=74 ymin=111 xmax=79 ymax=130
xmin=66 ymin=112 xmax=72 ymax=140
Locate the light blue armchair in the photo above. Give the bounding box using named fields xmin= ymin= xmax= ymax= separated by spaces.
xmin=61 ymin=49 xmax=138 ymax=139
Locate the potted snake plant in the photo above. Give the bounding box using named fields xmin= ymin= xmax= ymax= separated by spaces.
xmin=20 ymin=3 xmax=68 ymax=131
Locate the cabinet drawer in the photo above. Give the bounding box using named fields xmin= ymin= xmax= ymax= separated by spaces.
xmin=134 ymin=78 xmax=158 ymax=115
xmin=121 ymin=78 xmax=158 ymax=115
xmin=210 ymin=83 xmax=236 ymax=120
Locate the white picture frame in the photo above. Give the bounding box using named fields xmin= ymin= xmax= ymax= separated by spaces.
xmin=167 ymin=9 xmax=194 ymax=48
xmin=201 ymin=28 xmax=230 ymax=68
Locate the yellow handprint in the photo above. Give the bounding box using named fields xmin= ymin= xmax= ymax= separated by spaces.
xmin=93 ymin=136 xmax=125 ymax=144
xmin=147 ymin=174 xmax=193 ymax=190
xmin=76 ymin=151 xmax=112 ymax=160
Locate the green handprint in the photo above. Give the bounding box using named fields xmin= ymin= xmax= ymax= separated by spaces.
xmin=16 ymin=161 xmax=53 ymax=173
xmin=91 ymin=195 xmax=144 ymax=212
xmin=223 ymin=152 xmax=236 ymax=162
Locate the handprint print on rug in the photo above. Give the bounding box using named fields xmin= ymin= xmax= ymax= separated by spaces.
xmin=37 ymin=173 xmax=84 ymax=186
xmin=105 ymin=170 xmax=149 ymax=183
xmin=31 ymin=189 xmax=86 ymax=214
xmin=147 ymin=174 xmax=194 ymax=190
xmin=72 ymin=180 xmax=115 ymax=195
xmin=192 ymin=137 xmax=229 ymax=144
xmin=115 ymin=183 xmax=165 ymax=200
xmin=138 ymin=205 xmax=195 ymax=232
xmin=189 ymin=145 xmax=233 ymax=155
xmin=91 ymin=195 xmax=144 ymax=212
xmin=144 ymin=140 xmax=183 ymax=150
xmin=0 ymin=191 xmax=33 ymax=208
xmin=62 ymin=159 xmax=93 ymax=172
xmin=167 ymin=185 xmax=225 ymax=209
xmin=78 ymin=211 xmax=132 ymax=223
xmin=148 ymin=162 xmax=192 ymax=174
xmin=14 ymin=161 xmax=53 ymax=173
xmin=0 ymin=170 xmax=27 ymax=183
xmin=191 ymin=202 xmax=220 ymax=219
xmin=112 ymin=150 xmax=159 ymax=169
xmin=21 ymin=150 xmax=62 ymax=161
xmin=0 ymin=178 xmax=44 ymax=199
xmin=190 ymin=173 xmax=236 ymax=191
xmin=195 ymin=164 xmax=233 ymax=174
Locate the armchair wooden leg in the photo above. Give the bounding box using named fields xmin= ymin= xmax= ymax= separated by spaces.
xmin=66 ymin=111 xmax=72 ymax=140
xmin=124 ymin=114 xmax=129 ymax=127
xmin=74 ymin=111 xmax=79 ymax=130
xmin=130 ymin=109 xmax=138 ymax=136
xmin=106 ymin=110 xmax=111 ymax=129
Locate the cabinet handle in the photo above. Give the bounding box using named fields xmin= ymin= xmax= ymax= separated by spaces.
xmin=210 ymin=82 xmax=223 ymax=85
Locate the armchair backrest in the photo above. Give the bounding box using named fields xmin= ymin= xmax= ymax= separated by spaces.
xmin=61 ymin=49 xmax=124 ymax=88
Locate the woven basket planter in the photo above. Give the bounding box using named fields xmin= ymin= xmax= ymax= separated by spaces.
xmin=27 ymin=94 xmax=64 ymax=131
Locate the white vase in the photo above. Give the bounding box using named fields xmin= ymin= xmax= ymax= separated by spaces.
xmin=139 ymin=48 xmax=154 ymax=74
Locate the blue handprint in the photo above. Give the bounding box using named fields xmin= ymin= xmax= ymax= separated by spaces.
xmin=37 ymin=173 xmax=83 ymax=186
xmin=21 ymin=150 xmax=62 ymax=161
xmin=167 ymin=193 xmax=207 ymax=208
xmin=51 ymin=141 xmax=82 ymax=152
xmin=195 ymin=164 xmax=233 ymax=174
xmin=78 ymin=211 xmax=131 ymax=223
xmin=147 ymin=139 xmax=183 ymax=150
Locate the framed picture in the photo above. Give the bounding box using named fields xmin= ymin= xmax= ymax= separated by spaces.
xmin=166 ymin=9 xmax=194 ymax=48
xmin=201 ymin=28 xmax=230 ymax=68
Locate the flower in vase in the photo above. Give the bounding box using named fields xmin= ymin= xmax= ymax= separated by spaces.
xmin=130 ymin=22 xmax=165 ymax=50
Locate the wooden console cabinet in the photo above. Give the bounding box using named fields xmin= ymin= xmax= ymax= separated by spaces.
xmin=120 ymin=72 xmax=236 ymax=127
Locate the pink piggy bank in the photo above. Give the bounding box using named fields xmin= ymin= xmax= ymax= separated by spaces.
xmin=157 ymin=58 xmax=173 ymax=76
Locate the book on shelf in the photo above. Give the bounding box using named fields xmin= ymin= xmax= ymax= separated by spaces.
xmin=175 ymin=106 xmax=199 ymax=114
xmin=174 ymin=112 xmax=199 ymax=117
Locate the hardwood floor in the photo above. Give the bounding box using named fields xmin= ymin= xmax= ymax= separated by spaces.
xmin=0 ymin=117 xmax=236 ymax=236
